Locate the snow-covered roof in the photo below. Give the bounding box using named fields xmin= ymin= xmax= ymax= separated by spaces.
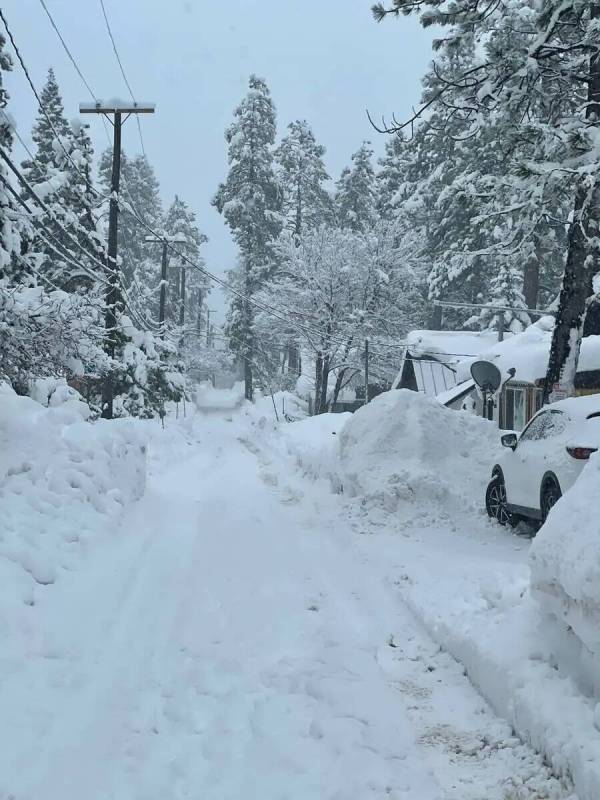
xmin=436 ymin=378 xmax=476 ymax=407
xmin=454 ymin=317 xmax=600 ymax=385
xmin=405 ymin=329 xmax=502 ymax=367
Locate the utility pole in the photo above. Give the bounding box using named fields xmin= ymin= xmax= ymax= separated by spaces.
xmin=364 ymin=338 xmax=369 ymax=406
xmin=196 ymin=288 xmax=204 ymax=333
xmin=206 ymin=309 xmax=216 ymax=347
xmin=80 ymin=101 xmax=155 ymax=419
xmin=179 ymin=267 xmax=186 ymax=328
xmin=143 ymin=233 xmax=185 ymax=337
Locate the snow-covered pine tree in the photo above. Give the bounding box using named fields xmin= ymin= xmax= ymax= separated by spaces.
xmin=335 ymin=141 xmax=377 ymax=233
xmin=376 ymin=135 xmax=408 ymax=220
xmin=275 ymin=120 xmax=332 ymax=236
xmin=20 ymin=69 xmax=101 ymax=290
xmin=0 ymin=50 xmax=101 ymax=392
xmin=164 ymin=195 xmax=208 ymax=338
xmin=21 ymin=67 xmax=68 ymax=186
xmin=213 ymin=74 xmax=283 ymax=401
xmin=471 ymin=261 xmax=530 ymax=336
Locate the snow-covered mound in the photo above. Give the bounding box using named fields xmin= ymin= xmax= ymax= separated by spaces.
xmin=0 ymin=382 xmax=146 ymax=596
xmin=338 ymin=389 xmax=500 ymax=520
xmin=280 ymin=411 xmax=350 ymax=486
xmin=530 ymin=451 xmax=600 ymax=694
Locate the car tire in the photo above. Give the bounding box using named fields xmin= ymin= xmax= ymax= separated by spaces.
xmin=540 ymin=477 xmax=562 ymax=524
xmin=486 ymin=474 xmax=515 ymax=527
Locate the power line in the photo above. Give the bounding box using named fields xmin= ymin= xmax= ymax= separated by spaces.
xmin=0 ymin=144 xmax=115 ymax=280
xmin=98 ymin=0 xmax=146 ymax=156
xmin=37 ymin=0 xmax=98 ymax=100
xmin=0 ymin=7 xmax=109 ymax=204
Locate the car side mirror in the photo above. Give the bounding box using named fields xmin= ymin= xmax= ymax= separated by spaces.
xmin=501 ymin=433 xmax=518 ymax=450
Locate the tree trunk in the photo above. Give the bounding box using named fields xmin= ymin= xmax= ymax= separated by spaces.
xmin=243 ymin=261 xmax=253 ymax=401
xmin=317 ymin=353 xmax=330 ymax=414
xmin=543 ymin=9 xmax=600 ymax=401
xmin=543 ymin=182 xmax=599 ymax=400
xmin=331 ymin=368 xmax=347 ymax=409
xmin=314 ymin=351 xmax=323 ymax=415
xmin=429 ymin=302 xmax=442 ymax=330
xmin=522 ymin=245 xmax=539 ymax=310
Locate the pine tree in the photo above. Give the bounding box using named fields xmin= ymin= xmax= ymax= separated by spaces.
xmin=20 ymin=69 xmax=101 ymax=290
xmin=0 ymin=48 xmax=93 ymax=390
xmin=472 ymin=261 xmax=530 ymax=335
xmin=376 ymin=135 xmax=408 ymax=220
xmin=335 ymin=141 xmax=377 ymax=233
xmin=213 ymin=74 xmax=283 ymax=400
xmin=21 ymin=67 xmax=69 ymax=185
xmin=164 ymin=195 xmax=208 ymax=335
xmin=275 ymin=120 xmax=332 ymax=236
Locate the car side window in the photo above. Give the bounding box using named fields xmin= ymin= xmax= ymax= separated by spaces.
xmin=520 ymin=410 xmax=566 ymax=442
xmin=519 ymin=412 xmax=548 ymax=442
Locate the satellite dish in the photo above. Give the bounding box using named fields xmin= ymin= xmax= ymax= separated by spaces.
xmin=470 ymin=360 xmax=502 ymax=393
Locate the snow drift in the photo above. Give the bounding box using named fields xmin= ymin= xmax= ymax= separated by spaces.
xmin=530 ymin=451 xmax=600 ymax=697
xmin=0 ymin=382 xmax=146 ymax=596
xmin=337 ymin=389 xmax=500 ymax=521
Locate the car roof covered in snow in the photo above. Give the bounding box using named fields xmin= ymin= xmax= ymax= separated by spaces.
xmin=546 ymin=394 xmax=600 ymax=419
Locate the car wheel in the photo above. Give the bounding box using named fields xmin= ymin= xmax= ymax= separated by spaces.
xmin=486 ymin=475 xmax=514 ymax=527
xmin=541 ymin=478 xmax=562 ymax=524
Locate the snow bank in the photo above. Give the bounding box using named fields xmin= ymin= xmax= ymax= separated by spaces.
xmin=0 ymin=382 xmax=146 ymax=597
xmin=279 ymin=411 xmax=350 ymax=487
xmin=338 ymin=389 xmax=500 ymax=521
xmin=530 ymin=451 xmax=600 ymax=696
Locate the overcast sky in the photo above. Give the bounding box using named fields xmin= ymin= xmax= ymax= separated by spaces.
xmin=3 ymin=0 xmax=433 ymax=319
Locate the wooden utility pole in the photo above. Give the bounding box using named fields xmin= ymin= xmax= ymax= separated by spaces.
xmin=143 ymin=233 xmax=185 ymax=337
xmin=206 ymin=309 xmax=216 ymax=347
xmin=179 ymin=267 xmax=186 ymax=328
xmin=80 ymin=101 xmax=155 ymax=419
xmin=364 ymin=338 xmax=369 ymax=406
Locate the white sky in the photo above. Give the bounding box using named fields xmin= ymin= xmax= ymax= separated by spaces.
xmin=3 ymin=0 xmax=433 ymax=319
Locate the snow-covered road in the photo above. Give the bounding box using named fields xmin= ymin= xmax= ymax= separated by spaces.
xmin=1 ymin=409 xmax=572 ymax=799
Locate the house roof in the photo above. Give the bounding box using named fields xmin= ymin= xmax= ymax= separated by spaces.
xmin=436 ymin=378 xmax=476 ymax=407
xmin=454 ymin=316 xmax=600 ymax=385
xmin=404 ymin=329 xmax=502 ymax=368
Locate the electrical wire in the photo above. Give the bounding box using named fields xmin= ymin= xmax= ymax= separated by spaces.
xmin=37 ymin=0 xmax=98 ymax=101
xmin=0 ymin=7 xmax=109 ymax=205
xmin=98 ymin=0 xmax=146 ymax=156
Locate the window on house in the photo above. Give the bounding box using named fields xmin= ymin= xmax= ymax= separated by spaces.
xmin=504 ymin=387 xmax=527 ymax=431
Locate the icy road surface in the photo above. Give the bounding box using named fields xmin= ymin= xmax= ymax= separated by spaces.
xmin=1 ymin=411 xmax=572 ymax=799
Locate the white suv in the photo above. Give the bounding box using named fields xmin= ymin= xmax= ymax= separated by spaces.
xmin=486 ymin=395 xmax=600 ymax=527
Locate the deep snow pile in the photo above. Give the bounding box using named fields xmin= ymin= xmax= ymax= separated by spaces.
xmin=530 ymin=451 xmax=600 ymax=696
xmin=0 ymin=382 xmax=146 ymax=596
xmin=279 ymin=410 xmax=349 ymax=486
xmin=338 ymin=389 xmax=500 ymax=521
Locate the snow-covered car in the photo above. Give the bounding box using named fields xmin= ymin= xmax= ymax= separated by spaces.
xmin=485 ymin=395 xmax=600 ymax=527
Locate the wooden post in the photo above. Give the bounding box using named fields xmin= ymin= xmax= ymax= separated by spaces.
xmin=80 ymin=101 xmax=155 ymax=419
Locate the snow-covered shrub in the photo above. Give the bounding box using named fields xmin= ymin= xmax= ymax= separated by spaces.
xmin=530 ymin=453 xmax=600 ymax=697
xmin=337 ymin=389 xmax=501 ymax=521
